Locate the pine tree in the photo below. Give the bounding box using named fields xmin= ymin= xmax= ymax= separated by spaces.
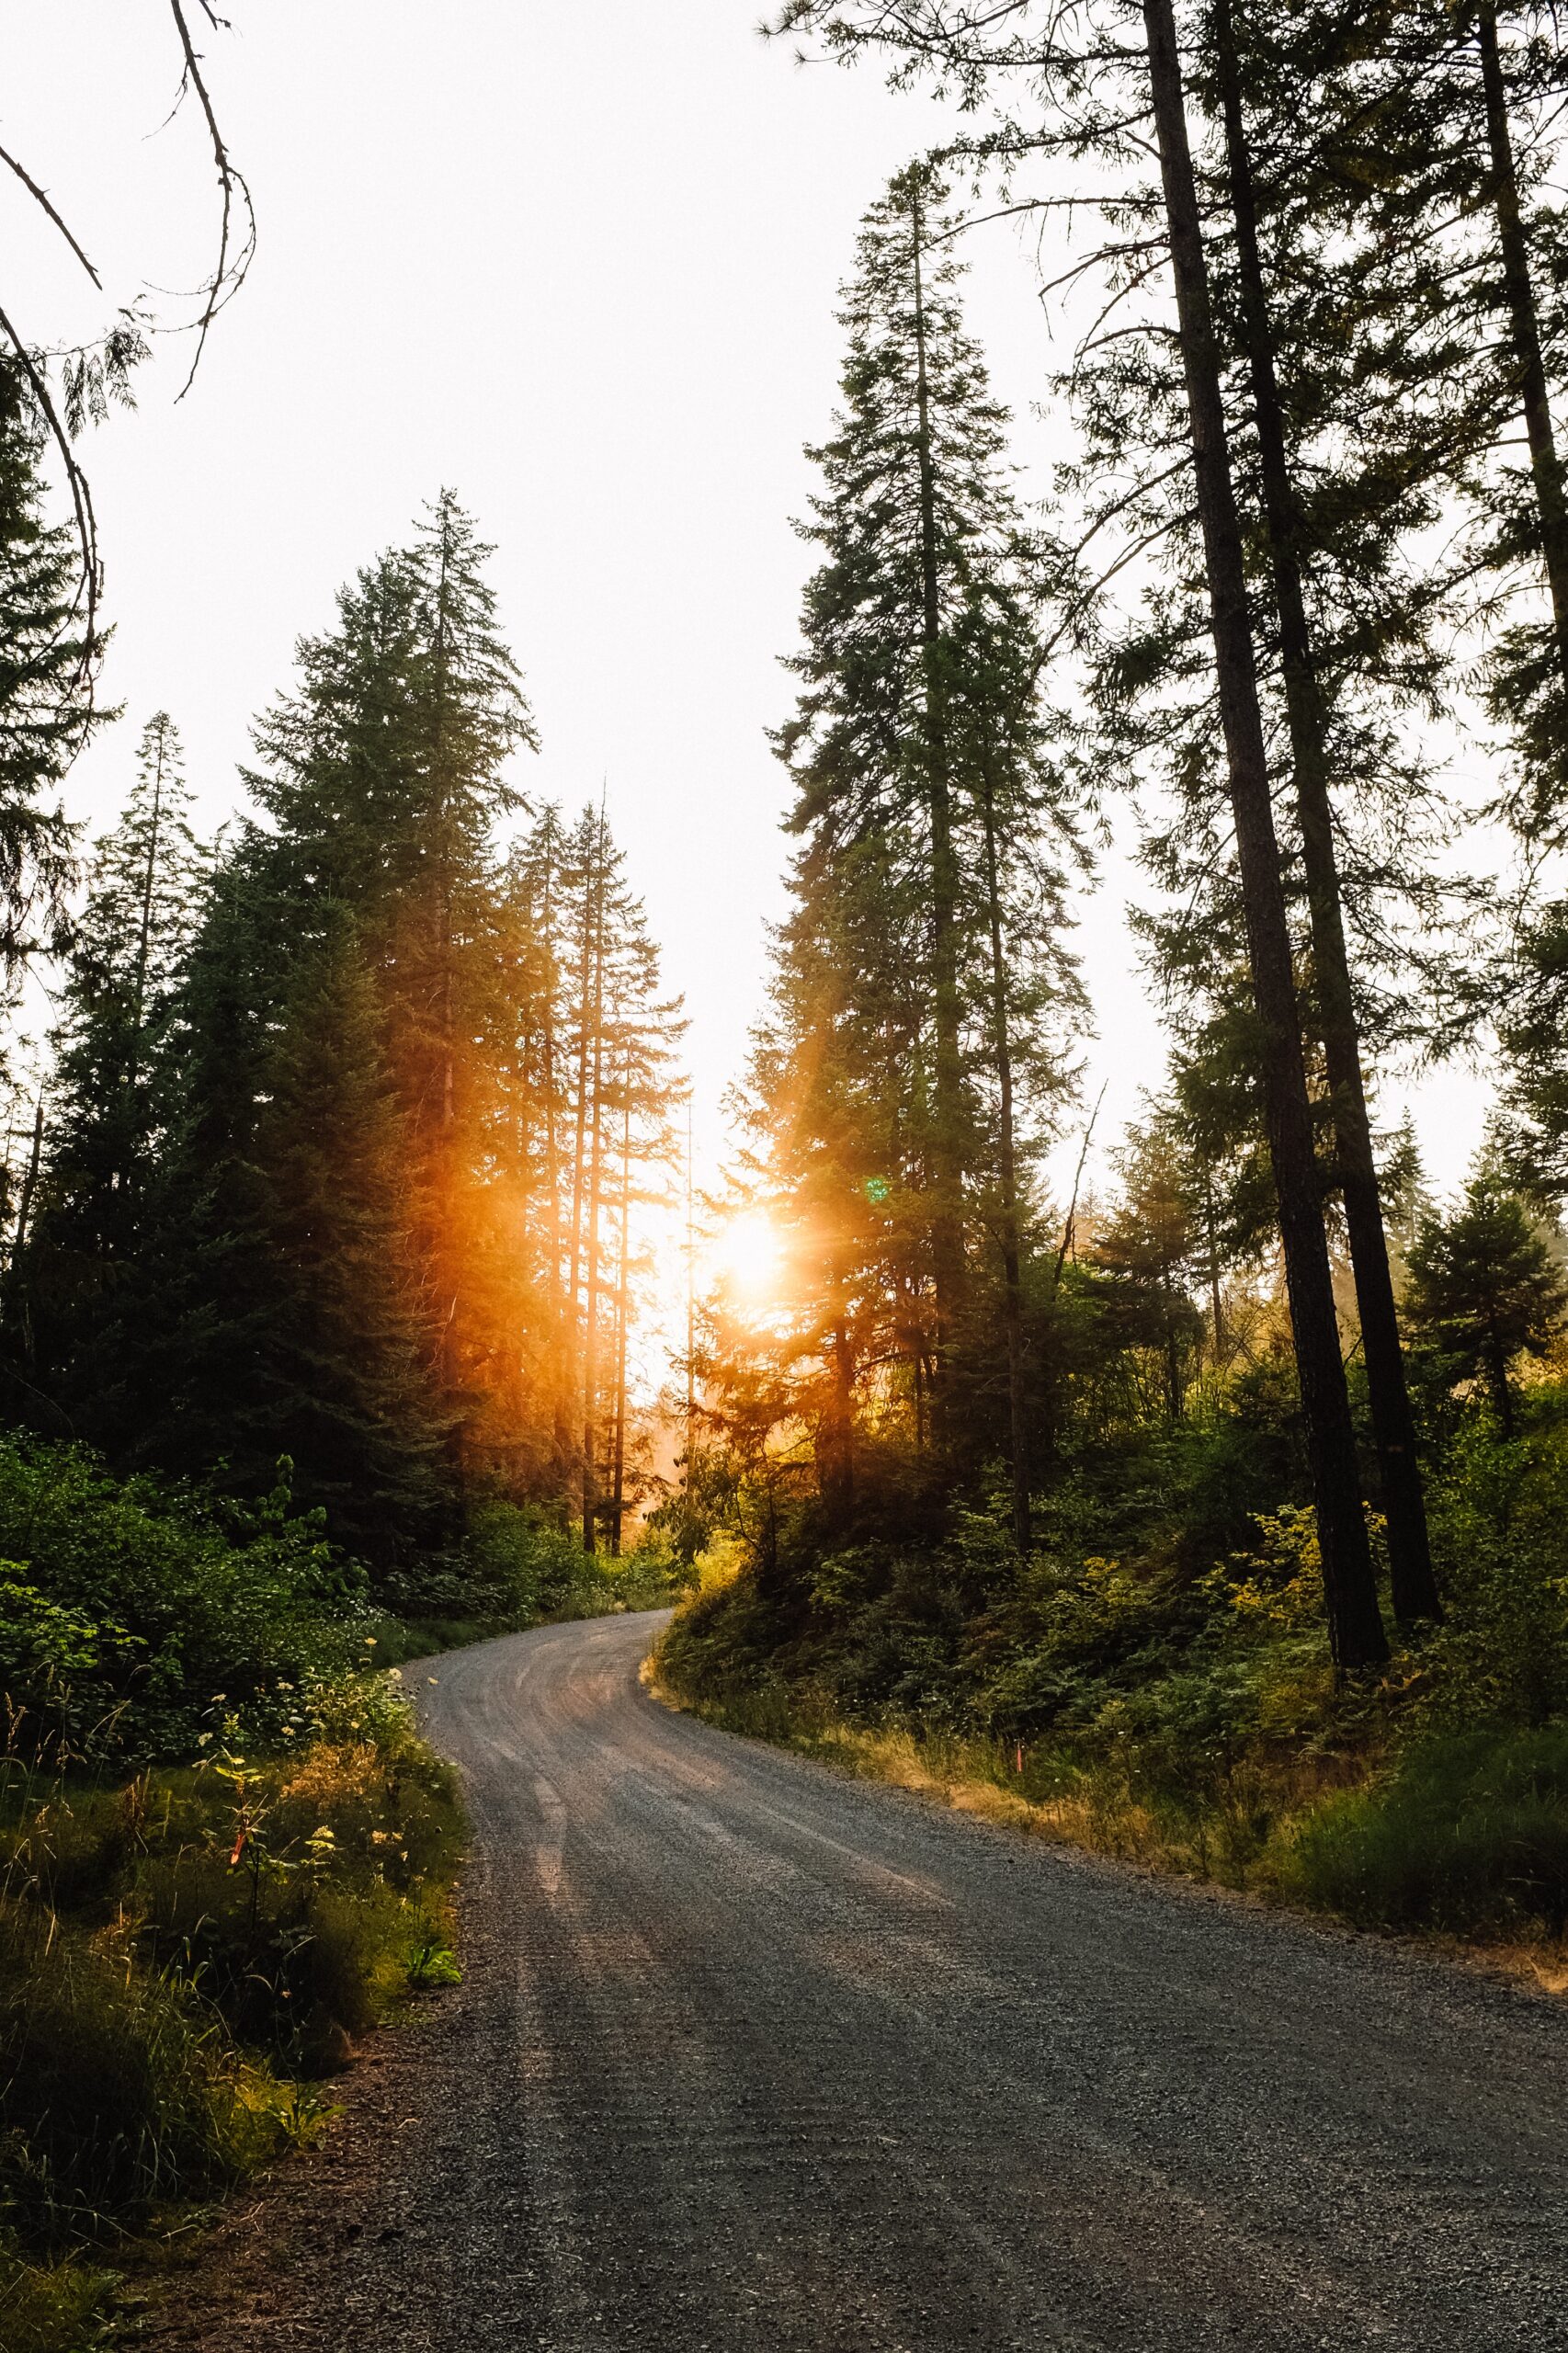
xmin=245 ymin=920 xmax=449 ymax=1563
xmin=769 ymin=0 xmax=1393 ymax=1667
xmin=1408 ymin=1172 xmax=1566 ymax=1438
xmin=18 ymin=714 xmax=205 ymax=1426
xmin=0 ymin=360 xmax=90 ymax=976
xmin=748 ymin=164 xmax=1078 ymax=1530
xmin=241 ymin=495 xmax=538 ymax=1481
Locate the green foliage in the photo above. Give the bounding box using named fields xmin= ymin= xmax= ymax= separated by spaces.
xmin=0 ymin=1902 xmax=286 ymax=2243
xmin=664 ymin=1372 xmax=1568 ymax=1948
xmin=0 ymin=2231 xmax=116 ymax=2353
xmin=0 ymin=362 xmax=90 ymax=979
xmin=1284 ymin=1728 xmax=1568 ymax=1938
xmin=379 ymin=1499 xmax=687 ymax=1643
xmin=1407 ymin=1175 xmax=1567 ymax=1433
xmin=0 ymin=1661 xmax=464 ymax=2335
xmin=0 ymin=1435 xmax=369 ymax=1761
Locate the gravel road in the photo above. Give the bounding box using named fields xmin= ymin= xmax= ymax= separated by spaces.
xmin=221 ymin=1608 xmax=1568 ymax=2351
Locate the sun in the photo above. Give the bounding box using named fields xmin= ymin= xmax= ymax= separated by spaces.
xmin=712 ymin=1211 xmax=784 ymax=1303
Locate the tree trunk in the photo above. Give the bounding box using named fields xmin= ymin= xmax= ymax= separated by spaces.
xmin=1142 ymin=0 xmax=1388 ymax=1670
xmin=579 ymin=870 xmax=608 ymax=1556
xmin=131 ymin=722 xmax=167 ymax=1046
xmin=1486 ymin=1316 xmax=1517 ymax=1438
xmin=539 ymin=846 xmax=573 ymax=1477
xmin=609 ymin=1086 xmax=632 ymax=1557
xmin=822 ymin=1308 xmax=857 ymax=1519
xmin=1213 ymin=0 xmax=1441 ymax=1628
xmin=910 ymin=176 xmax=967 ymax=1433
xmin=683 ymin=1096 xmax=698 ymax=1480
xmin=1477 ymin=0 xmax=1568 ymax=690
xmin=1203 ymin=1173 xmax=1226 ymax=1371
xmin=979 ymin=757 xmax=1029 ymax=1547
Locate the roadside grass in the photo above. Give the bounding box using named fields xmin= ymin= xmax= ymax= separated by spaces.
xmin=0 ymin=1438 xmax=694 ymax=2349
xmin=650 ymin=1644 xmax=1568 ymax=1982
xmin=0 ymin=1678 xmax=465 ymax=2350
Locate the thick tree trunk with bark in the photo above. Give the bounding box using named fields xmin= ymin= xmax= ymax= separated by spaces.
xmin=1212 ymin=0 xmax=1440 ymax=1628
xmin=1142 ymin=0 xmax=1388 ymax=1670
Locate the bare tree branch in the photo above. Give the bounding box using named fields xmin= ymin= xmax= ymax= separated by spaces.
xmin=0 ymin=144 xmax=102 ymax=290
xmin=168 ymin=0 xmax=256 ymax=399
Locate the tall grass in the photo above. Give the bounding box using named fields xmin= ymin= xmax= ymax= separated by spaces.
xmin=1282 ymin=1727 xmax=1568 ymax=1937
xmin=0 ymin=1675 xmax=464 ymax=2349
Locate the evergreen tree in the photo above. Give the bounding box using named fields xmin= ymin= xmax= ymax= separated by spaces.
xmin=767 ymin=0 xmax=1397 ymax=1667
xmin=17 ymin=714 xmax=205 ymax=1423
xmin=1407 ymin=1173 xmax=1566 ymax=1438
xmin=245 ymin=920 xmax=449 ymax=1563
xmin=0 ymin=360 xmax=90 ymax=976
xmin=1087 ymin=1108 xmax=1206 ymax=1421
xmin=742 ymin=165 xmax=1079 ymax=1535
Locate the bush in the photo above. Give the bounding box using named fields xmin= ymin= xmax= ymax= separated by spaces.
xmin=381 ymin=1500 xmax=687 ymax=1639
xmin=0 ymin=1438 xmax=369 ymax=1761
xmin=1284 ymin=1725 xmax=1568 ymax=1938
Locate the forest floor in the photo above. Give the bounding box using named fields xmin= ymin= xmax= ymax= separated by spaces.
xmin=138 ymin=1609 xmax=1568 ymax=2352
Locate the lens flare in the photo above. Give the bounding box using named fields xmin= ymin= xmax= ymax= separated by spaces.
xmin=714 ymin=1211 xmax=783 ymax=1303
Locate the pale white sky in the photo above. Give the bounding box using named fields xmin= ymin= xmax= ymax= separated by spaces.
xmin=8 ymin=0 xmax=1489 ymax=1225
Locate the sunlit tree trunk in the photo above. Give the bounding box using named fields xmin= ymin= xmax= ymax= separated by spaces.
xmin=579 ymin=881 xmax=608 ymax=1556
xmin=609 ymin=1083 xmax=632 ymax=1556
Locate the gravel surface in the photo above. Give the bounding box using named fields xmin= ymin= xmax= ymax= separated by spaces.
xmin=152 ymin=1608 xmax=1568 ymax=2351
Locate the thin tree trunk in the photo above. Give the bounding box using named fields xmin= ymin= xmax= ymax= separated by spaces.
xmin=683 ymin=1094 xmax=698 ymax=1480
xmin=10 ymin=1090 xmax=43 ymax=1268
xmin=539 ymin=841 xmax=572 ymax=1474
xmin=979 ymin=758 xmax=1029 ymax=1548
xmin=579 ymin=895 xmax=609 ymax=1556
xmin=1213 ymin=0 xmax=1440 ymax=1628
xmin=1477 ymin=0 xmax=1568 ymax=688
xmin=910 ymin=176 xmax=967 ymax=1431
xmin=1203 ymin=1172 xmax=1225 ymax=1370
xmin=131 ymin=723 xmax=167 ymax=1044
xmin=609 ymin=1084 xmax=632 ymax=1557
xmin=566 ymin=829 xmax=597 ymax=1331
xmin=1142 ymin=0 xmax=1387 ymax=1670
xmin=820 ymin=1306 xmax=857 ymax=1519
xmin=1487 ymin=1323 xmax=1516 ymax=1438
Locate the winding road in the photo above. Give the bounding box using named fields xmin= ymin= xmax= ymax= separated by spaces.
xmin=253 ymin=1610 xmax=1568 ymax=2349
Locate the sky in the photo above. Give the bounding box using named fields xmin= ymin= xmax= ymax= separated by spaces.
xmin=6 ymin=0 xmax=1489 ymax=1229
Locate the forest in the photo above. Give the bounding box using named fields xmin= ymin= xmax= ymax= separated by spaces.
xmin=6 ymin=1 xmax=1568 ymax=2346
xmin=660 ymin=0 xmax=1568 ymax=1949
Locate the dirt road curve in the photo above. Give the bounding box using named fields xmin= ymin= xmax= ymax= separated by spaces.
xmin=244 ymin=1610 xmax=1568 ymax=2350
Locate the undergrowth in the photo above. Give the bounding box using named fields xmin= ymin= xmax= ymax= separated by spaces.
xmin=0 ymin=1439 xmax=471 ymax=2352
xmin=655 ymin=1400 xmax=1568 ymax=1968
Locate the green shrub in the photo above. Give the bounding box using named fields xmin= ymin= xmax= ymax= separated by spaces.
xmin=1283 ymin=1726 xmax=1568 ymax=1937
xmin=0 ymin=1438 xmax=369 ymax=1761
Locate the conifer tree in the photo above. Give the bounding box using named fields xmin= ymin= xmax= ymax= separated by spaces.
xmin=18 ymin=714 xmax=205 ymax=1424
xmin=0 ymin=360 xmax=91 ymax=975
xmin=1408 ymin=1173 xmax=1566 ymax=1438
xmin=244 ymin=920 xmax=449 ymax=1563
xmin=771 ymin=0 xmax=1393 ymax=1666
xmin=750 ymin=164 xmax=1078 ymax=1531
